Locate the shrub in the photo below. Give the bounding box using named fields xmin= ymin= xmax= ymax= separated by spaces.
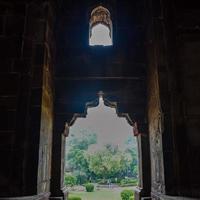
xmin=120 ymin=178 xmax=138 ymax=187
xmin=64 ymin=174 xmax=77 ymax=187
xmin=73 ymin=170 xmax=88 ymax=184
xmin=121 ymin=189 xmax=134 ymax=200
xmin=68 ymin=196 xmax=82 ymax=200
xmin=85 ymin=183 xmax=94 ymax=192
xmin=97 ymin=179 xmax=107 ymax=184
xmin=111 ymin=177 xmax=122 ymax=183
xmin=129 ymin=196 xmax=134 ymax=200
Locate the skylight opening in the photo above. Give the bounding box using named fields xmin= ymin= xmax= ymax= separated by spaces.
xmin=89 ymin=23 xmax=112 ymax=46
xmin=89 ymin=6 xmax=113 ymax=47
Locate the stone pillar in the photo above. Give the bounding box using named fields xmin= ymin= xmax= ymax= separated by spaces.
xmin=50 ymin=121 xmax=68 ymax=200
xmin=0 ymin=1 xmax=54 ymax=199
xmin=135 ymin=134 xmax=151 ymax=200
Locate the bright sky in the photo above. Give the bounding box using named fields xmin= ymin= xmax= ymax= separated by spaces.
xmin=69 ymin=97 xmax=134 ymax=151
xmin=89 ymin=24 xmax=112 ymax=46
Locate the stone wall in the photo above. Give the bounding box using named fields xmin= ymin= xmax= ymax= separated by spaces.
xmin=1 ymin=0 xmax=200 ymax=199
xmin=147 ymin=0 xmax=200 ymax=199
xmin=0 ymin=0 xmax=54 ymax=198
xmin=175 ymin=33 xmax=200 ymax=198
xmin=50 ymin=0 xmax=151 ymax=199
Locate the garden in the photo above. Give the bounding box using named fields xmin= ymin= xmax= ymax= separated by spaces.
xmin=65 ymin=128 xmax=138 ymax=200
xmin=68 ymin=186 xmax=135 ymax=200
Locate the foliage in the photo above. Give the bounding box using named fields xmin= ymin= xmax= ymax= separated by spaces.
xmin=129 ymin=196 xmax=134 ymax=200
xmin=67 ymin=129 xmax=97 ymax=150
xmin=65 ymin=173 xmax=77 ymax=187
xmin=69 ymin=187 xmax=133 ymax=200
xmin=120 ymin=178 xmax=138 ymax=187
xmin=125 ymin=136 xmax=138 ymax=179
xmin=85 ymin=183 xmax=94 ymax=192
xmin=97 ymin=179 xmax=107 ymax=184
xmin=110 ymin=177 xmax=122 ymax=183
xmin=66 ymin=129 xmax=97 ymax=184
xmin=65 ymin=128 xmax=139 ymax=184
xmin=120 ymin=189 xmax=134 ymax=200
xmin=68 ymin=196 xmax=82 ymax=200
xmin=86 ymin=145 xmax=131 ymax=179
xmin=73 ymin=170 xmax=88 ymax=185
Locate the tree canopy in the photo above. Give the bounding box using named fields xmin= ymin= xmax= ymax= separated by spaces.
xmin=65 ymin=128 xmax=138 ymax=184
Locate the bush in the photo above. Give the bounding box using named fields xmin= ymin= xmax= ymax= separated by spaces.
xmin=111 ymin=177 xmax=122 ymax=183
xmin=121 ymin=189 xmax=134 ymax=200
xmin=120 ymin=178 xmax=138 ymax=187
xmin=68 ymin=196 xmax=82 ymax=200
xmin=73 ymin=170 xmax=88 ymax=185
xmin=97 ymin=179 xmax=107 ymax=184
xmin=85 ymin=183 xmax=94 ymax=192
xmin=129 ymin=196 xmax=134 ymax=200
xmin=64 ymin=174 xmax=77 ymax=187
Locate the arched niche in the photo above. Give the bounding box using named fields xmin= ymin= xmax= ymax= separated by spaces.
xmin=68 ymin=91 xmax=134 ymax=128
xmin=50 ymin=91 xmax=151 ymax=200
xmin=89 ymin=6 xmax=113 ymax=46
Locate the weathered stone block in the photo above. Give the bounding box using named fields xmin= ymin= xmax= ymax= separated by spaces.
xmin=0 ymin=58 xmax=13 ymax=72
xmin=0 ymin=109 xmax=16 ymax=131
xmin=34 ymin=44 xmax=45 ymax=65
xmin=13 ymin=3 xmax=26 ymax=16
xmin=0 ymin=2 xmax=26 ymax=16
xmin=0 ymin=133 xmax=14 ymax=151
xmin=5 ymin=15 xmax=24 ymax=36
xmin=0 ymin=15 xmax=4 ymax=35
xmin=25 ymin=17 xmax=46 ymax=42
xmin=29 ymin=106 xmax=41 ymax=125
xmin=0 ymin=149 xmax=12 ymax=186
xmin=0 ymin=37 xmax=22 ymax=58
xmin=13 ymin=59 xmax=31 ymax=73
xmin=32 ymin=67 xmax=43 ymax=88
xmin=30 ymin=88 xmax=42 ymax=105
xmin=22 ymin=39 xmax=33 ymax=58
xmin=27 ymin=4 xmax=47 ymax=19
xmin=0 ymin=73 xmax=20 ymax=95
xmin=0 ymin=2 xmax=12 ymax=15
xmin=0 ymin=96 xmax=17 ymax=109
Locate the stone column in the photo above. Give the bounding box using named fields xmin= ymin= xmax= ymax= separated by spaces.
xmin=0 ymin=1 xmax=54 ymax=199
xmin=135 ymin=134 xmax=151 ymax=200
xmin=50 ymin=122 xmax=68 ymax=200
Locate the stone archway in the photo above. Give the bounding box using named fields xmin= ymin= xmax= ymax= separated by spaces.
xmin=50 ymin=91 xmax=151 ymax=200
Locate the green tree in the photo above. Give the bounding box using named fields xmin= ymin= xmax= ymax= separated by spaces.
xmin=65 ymin=129 xmax=97 ymax=184
xmin=125 ymin=136 xmax=138 ymax=178
xmin=86 ymin=144 xmax=131 ymax=179
xmin=67 ymin=128 xmax=97 ymax=150
xmin=64 ymin=173 xmax=77 ymax=187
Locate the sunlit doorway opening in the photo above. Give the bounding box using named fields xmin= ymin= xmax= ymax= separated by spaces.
xmin=64 ymin=95 xmax=139 ymax=200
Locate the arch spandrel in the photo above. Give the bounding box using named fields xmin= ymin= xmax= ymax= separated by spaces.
xmin=62 ymin=91 xmax=145 ymax=137
xmin=90 ymin=6 xmax=112 ymax=33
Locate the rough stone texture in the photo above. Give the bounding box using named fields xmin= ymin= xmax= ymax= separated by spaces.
xmin=50 ymin=0 xmax=150 ymax=199
xmin=175 ymin=37 xmax=200 ymax=197
xmin=147 ymin=0 xmax=200 ymax=199
xmin=0 ymin=0 xmax=200 ymax=200
xmin=0 ymin=0 xmax=54 ymax=198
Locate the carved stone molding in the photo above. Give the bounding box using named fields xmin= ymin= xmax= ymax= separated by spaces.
xmin=90 ymin=6 xmax=112 ymax=29
xmin=68 ymin=91 xmax=135 ymax=128
xmin=89 ymin=6 xmax=112 ymax=37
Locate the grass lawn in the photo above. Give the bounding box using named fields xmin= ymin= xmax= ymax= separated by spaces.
xmin=68 ymin=187 xmax=135 ymax=200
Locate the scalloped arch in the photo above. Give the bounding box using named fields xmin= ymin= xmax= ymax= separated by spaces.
xmin=68 ymin=91 xmax=135 ymax=127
